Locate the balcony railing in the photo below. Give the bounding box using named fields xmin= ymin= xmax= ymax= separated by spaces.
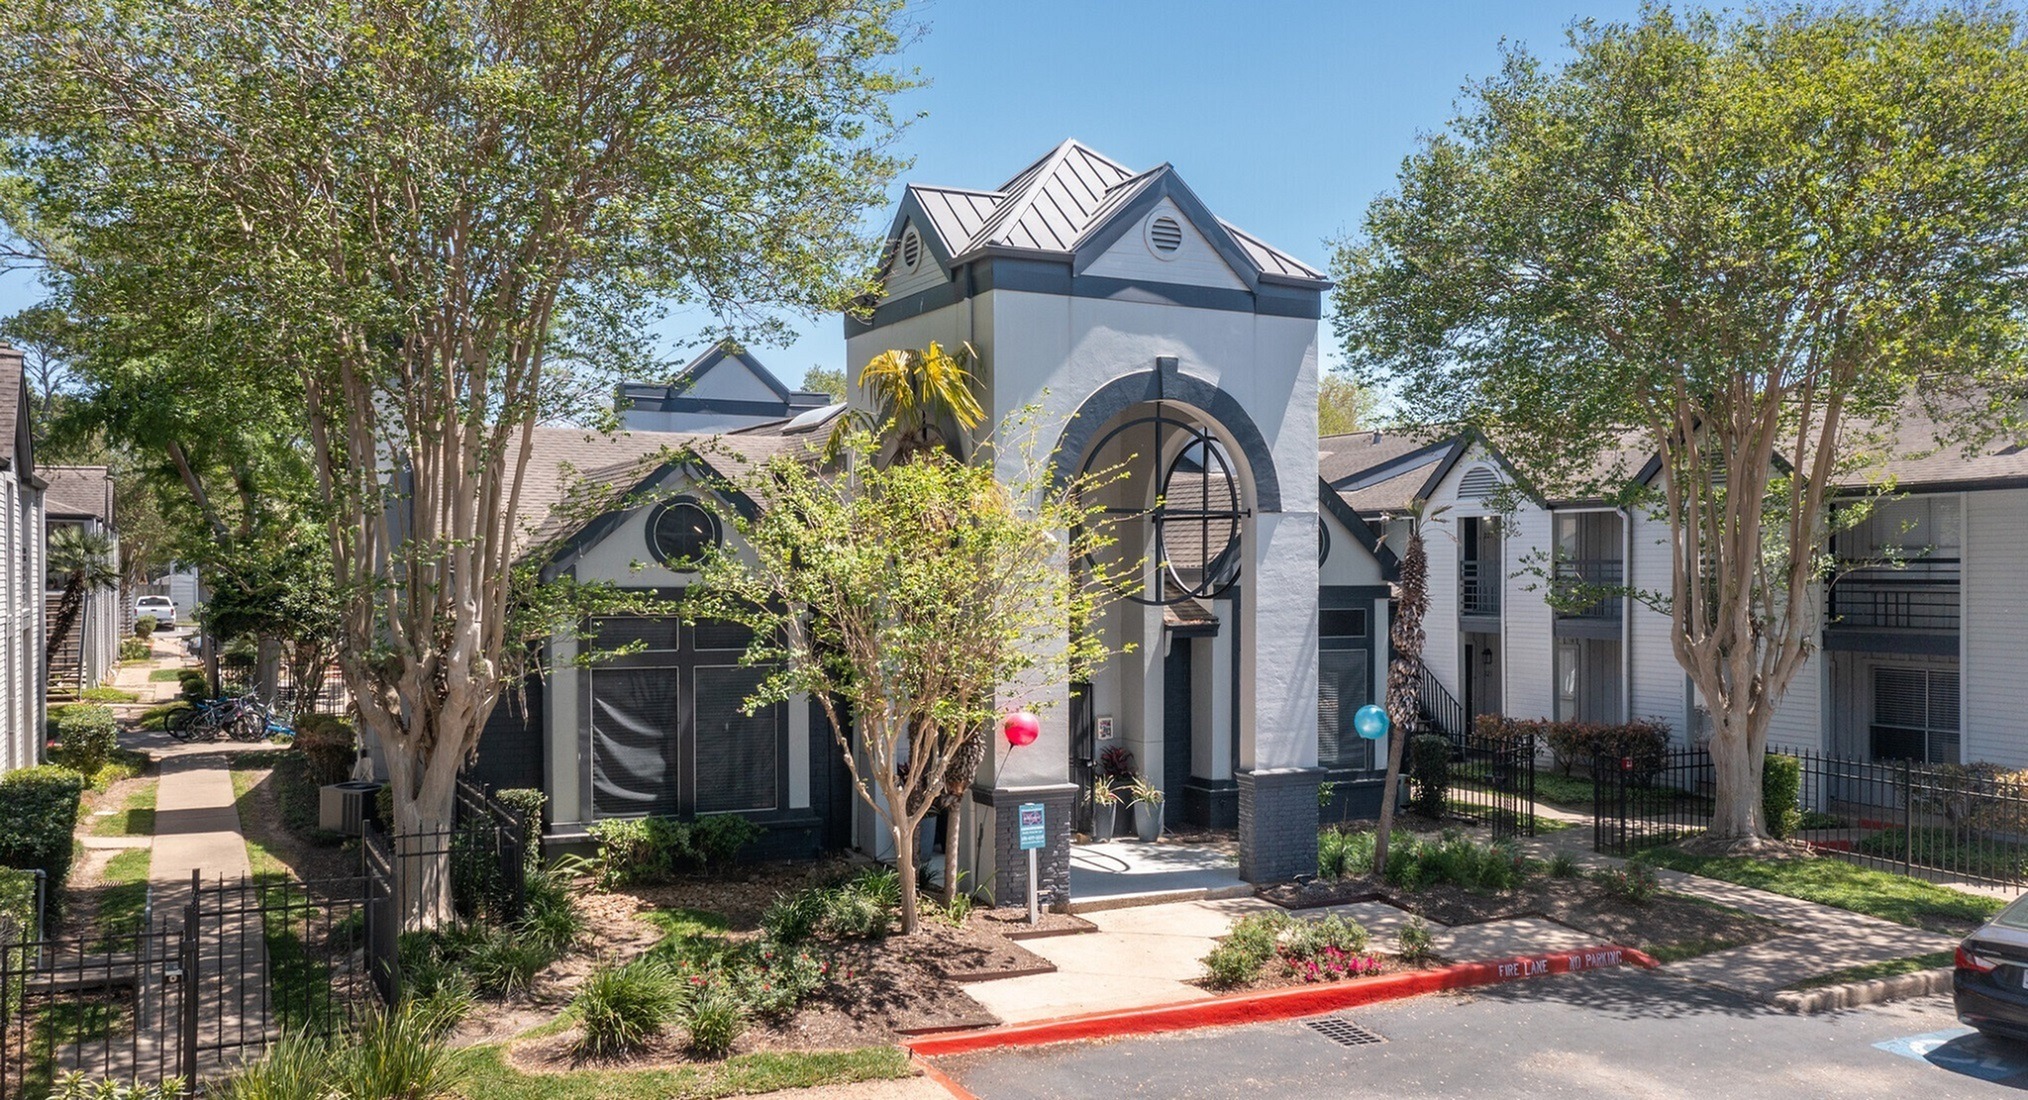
xmin=1460 ymin=559 xmax=1501 ymax=616
xmin=1828 ymin=560 xmax=1960 ymax=633
xmin=1552 ymin=559 xmax=1624 ymax=621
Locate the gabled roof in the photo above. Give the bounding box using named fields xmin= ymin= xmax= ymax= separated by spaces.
xmin=0 ymin=343 xmax=31 ymax=479
xmin=1320 ymin=430 xmax=1463 ymax=515
xmin=42 ymin=465 xmax=114 ymax=524
xmin=884 ymin=139 xmax=1327 ymax=291
xmin=617 ymin=342 xmax=830 ymax=413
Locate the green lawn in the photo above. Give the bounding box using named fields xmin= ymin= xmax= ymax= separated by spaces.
xmin=91 ymin=848 xmax=154 ymax=950
xmin=1786 ymin=949 xmax=1955 ymax=991
xmin=148 ymin=668 xmax=187 ymax=682
xmin=1643 ymin=848 xmax=2004 ymax=935
xmin=91 ymin=778 xmax=159 ymax=838
xmin=449 ymin=1044 xmax=911 ymax=1100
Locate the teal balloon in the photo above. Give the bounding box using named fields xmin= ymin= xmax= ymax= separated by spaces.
xmin=1353 ymin=704 xmax=1391 ymax=740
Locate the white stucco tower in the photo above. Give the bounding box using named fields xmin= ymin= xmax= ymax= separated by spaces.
xmin=846 ymin=140 xmax=1330 ymax=903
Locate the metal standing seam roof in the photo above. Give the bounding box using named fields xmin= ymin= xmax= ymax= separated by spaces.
xmin=894 ymin=138 xmax=1326 ymax=286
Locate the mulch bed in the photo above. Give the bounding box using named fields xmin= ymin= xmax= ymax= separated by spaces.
xmin=1264 ymin=874 xmax=1787 ymax=959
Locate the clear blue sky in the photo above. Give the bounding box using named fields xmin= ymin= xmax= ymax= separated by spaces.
xmin=0 ymin=1 xmax=1650 ymax=387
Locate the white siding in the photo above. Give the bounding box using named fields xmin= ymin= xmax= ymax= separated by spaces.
xmin=1626 ymin=506 xmax=1690 ymax=740
xmin=1963 ymin=488 xmax=2028 ymax=767
xmin=1420 ymin=467 xmax=1461 ymax=698
xmin=884 ymin=220 xmax=949 ymax=300
xmin=1319 ymin=508 xmax=1386 ymax=587
xmin=1764 ymin=634 xmax=1824 ymax=753
xmin=1502 ymin=504 xmax=1557 ymax=720
xmin=1082 ymin=199 xmax=1248 ymax=292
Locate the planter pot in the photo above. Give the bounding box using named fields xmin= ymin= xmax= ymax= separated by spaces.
xmin=1090 ymin=805 xmax=1117 ymax=842
xmin=1134 ymin=802 xmax=1163 ymax=842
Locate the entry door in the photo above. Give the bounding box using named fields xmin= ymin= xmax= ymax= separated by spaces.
xmin=1163 ymin=645 xmax=1193 ymax=828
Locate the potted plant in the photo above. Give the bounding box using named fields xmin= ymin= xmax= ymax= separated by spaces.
xmin=1087 ymin=775 xmax=1122 ymax=841
xmin=1129 ymin=776 xmax=1164 ymax=842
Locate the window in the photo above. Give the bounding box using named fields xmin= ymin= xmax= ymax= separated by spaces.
xmin=1318 ymin=601 xmax=1376 ymax=772
xmin=646 ymin=499 xmax=719 ymax=570
xmin=1871 ymin=665 xmax=1959 ymax=764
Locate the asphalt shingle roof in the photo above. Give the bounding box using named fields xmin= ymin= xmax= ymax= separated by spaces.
xmin=0 ymin=344 xmax=23 ymax=469
xmin=42 ymin=465 xmax=114 ymax=523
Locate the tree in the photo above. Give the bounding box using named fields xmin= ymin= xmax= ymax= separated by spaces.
xmin=45 ymin=525 xmax=117 ymax=679
xmin=801 ymin=365 xmax=848 ymax=402
xmin=1332 ymin=6 xmax=2028 ymax=850
xmin=0 ymin=0 xmax=912 ymax=913
xmin=686 ymin=423 xmax=1124 ymax=934
xmin=200 ymin=535 xmax=343 ymax=710
xmin=834 ymin=342 xmax=985 ymax=462
xmin=1372 ymin=503 xmax=1431 ymax=874
xmin=1318 ymin=373 xmax=1375 ymax=437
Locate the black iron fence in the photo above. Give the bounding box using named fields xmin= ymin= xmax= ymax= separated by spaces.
xmin=1783 ymin=749 xmax=2028 ymax=891
xmin=1591 ymin=747 xmax=1714 ymax=856
xmin=1429 ymin=728 xmax=1538 ymax=841
xmin=0 ymin=780 xmax=534 ymax=1092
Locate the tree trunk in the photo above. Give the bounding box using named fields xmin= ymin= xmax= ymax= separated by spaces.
xmin=1373 ymin=717 xmax=1409 ymax=874
xmin=893 ymin=820 xmax=920 ymax=935
xmin=44 ymin=577 xmax=84 ymax=670
xmin=941 ymin=805 xmax=961 ymax=908
xmin=361 ymin=702 xmax=464 ymax=928
xmin=1690 ymin=704 xmax=1775 ymax=853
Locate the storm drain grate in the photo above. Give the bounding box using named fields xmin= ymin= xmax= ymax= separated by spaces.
xmin=1305 ymin=1016 xmax=1386 ymax=1047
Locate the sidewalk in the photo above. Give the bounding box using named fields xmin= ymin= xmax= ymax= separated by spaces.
xmin=1520 ymin=822 xmax=1959 ymax=999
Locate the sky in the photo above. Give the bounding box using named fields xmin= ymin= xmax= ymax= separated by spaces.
xmin=0 ymin=0 xmax=1652 ymax=390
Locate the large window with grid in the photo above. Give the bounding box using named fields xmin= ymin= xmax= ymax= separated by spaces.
xmin=1870 ymin=665 xmax=1959 ymax=764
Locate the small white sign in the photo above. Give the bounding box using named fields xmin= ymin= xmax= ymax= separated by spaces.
xmin=1095 ymin=715 xmax=1115 ymax=742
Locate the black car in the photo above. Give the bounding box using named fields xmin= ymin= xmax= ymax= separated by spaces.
xmin=1955 ymin=893 xmax=2028 ymax=1041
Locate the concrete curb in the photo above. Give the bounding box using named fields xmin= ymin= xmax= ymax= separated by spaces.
xmin=1065 ymin=883 xmax=1256 ymax=914
xmin=909 ymin=943 xmax=1657 ymax=1057
xmin=1770 ymin=967 xmax=1952 ymax=1014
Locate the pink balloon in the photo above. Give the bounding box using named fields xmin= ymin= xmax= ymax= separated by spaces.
xmin=1003 ymin=710 xmax=1041 ymax=747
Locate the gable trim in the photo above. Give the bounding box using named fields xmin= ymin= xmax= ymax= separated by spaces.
xmin=1320 ymin=477 xmax=1399 ymax=581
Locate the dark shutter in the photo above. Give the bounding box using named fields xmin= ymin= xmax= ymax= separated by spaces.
xmin=694 ymin=664 xmax=780 ymax=813
xmin=1318 ymin=648 xmax=1372 ymax=771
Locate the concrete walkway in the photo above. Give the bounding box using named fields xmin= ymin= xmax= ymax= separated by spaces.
xmin=1069 ymin=840 xmax=1251 ymax=911
xmin=1521 ymin=822 xmax=1959 ymax=998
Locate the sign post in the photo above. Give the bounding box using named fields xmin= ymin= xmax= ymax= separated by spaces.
xmin=1017 ymin=802 xmax=1045 ymax=925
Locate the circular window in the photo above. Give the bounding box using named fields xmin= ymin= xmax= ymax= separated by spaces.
xmin=1318 ymin=520 xmax=1332 ymax=565
xmin=646 ymin=499 xmax=719 ymax=570
xmin=1145 ymin=214 xmax=1184 ymax=259
xmin=899 ymin=227 xmax=922 ymax=273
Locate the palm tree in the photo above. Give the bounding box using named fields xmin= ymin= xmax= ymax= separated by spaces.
xmin=830 ymin=341 xmax=985 ymax=464
xmin=1373 ymin=501 xmax=1434 ymax=874
xmin=45 ymin=525 xmax=119 ymax=677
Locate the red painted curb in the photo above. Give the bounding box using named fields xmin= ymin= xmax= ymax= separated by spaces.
xmin=910 ymin=944 xmax=1655 ymax=1058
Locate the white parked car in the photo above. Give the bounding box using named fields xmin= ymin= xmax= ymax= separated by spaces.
xmin=136 ymin=595 xmax=176 ymax=624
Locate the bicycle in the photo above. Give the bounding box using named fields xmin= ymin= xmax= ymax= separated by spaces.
xmin=167 ymin=692 xmax=260 ymax=742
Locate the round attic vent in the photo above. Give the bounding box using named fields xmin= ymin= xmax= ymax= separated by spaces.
xmin=1146 ymin=214 xmax=1184 ymax=258
xmin=899 ymin=227 xmax=922 ymax=272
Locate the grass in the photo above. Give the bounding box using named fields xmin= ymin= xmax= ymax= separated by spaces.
xmin=137 ymin=699 xmax=191 ymax=731
xmin=91 ymin=848 xmax=154 ymax=949
xmin=47 ymin=745 xmax=149 ymax=792
xmin=1643 ymin=848 xmax=2004 ymax=935
xmin=1786 ymin=949 xmax=1956 ymax=991
xmin=147 ymin=668 xmax=187 ymax=682
xmin=639 ymin=907 xmax=731 ymax=940
xmin=447 ymin=1044 xmax=910 ymax=1100
xmin=1530 ymin=772 xmax=1600 ymax=809
xmin=91 ymin=778 xmax=159 ymax=838
xmin=22 ymin=999 xmax=129 ymax=1096
xmin=1853 ymin=827 xmax=2028 ymax=882
xmin=231 ymin=750 xmax=345 ymax=848
xmin=77 ymin=686 xmax=139 ymax=703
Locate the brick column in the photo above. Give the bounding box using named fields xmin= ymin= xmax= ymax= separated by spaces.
xmin=1237 ymin=767 xmax=1325 ymax=884
xmin=975 ymin=782 xmax=1077 ymax=909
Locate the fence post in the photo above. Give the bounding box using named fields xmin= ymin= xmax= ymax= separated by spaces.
xmin=1902 ymin=757 xmax=1914 ymax=877
xmin=181 ymin=873 xmax=199 ymax=1081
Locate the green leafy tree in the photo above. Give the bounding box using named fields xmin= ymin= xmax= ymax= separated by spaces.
xmin=800 ymin=365 xmax=848 ymax=402
xmin=200 ymin=535 xmax=342 ymax=710
xmin=44 ymin=525 xmax=117 ymax=679
xmin=1333 ymin=5 xmax=2028 ymax=849
xmin=686 ymin=422 xmax=1127 ymax=933
xmin=1318 ymin=373 xmax=1375 ymax=437
xmin=0 ymin=0 xmax=911 ymax=917
xmin=833 ymin=342 xmax=986 ymax=462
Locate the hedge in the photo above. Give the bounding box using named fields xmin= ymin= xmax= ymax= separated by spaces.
xmin=56 ymin=704 xmax=120 ymax=778
xmin=1763 ymin=753 xmax=1802 ymax=840
xmin=495 ymin=788 xmax=547 ymax=867
xmin=293 ymin=714 xmax=357 ymax=786
xmin=0 ymin=766 xmax=88 ymax=896
xmin=1475 ymin=714 xmax=1671 ymax=779
xmin=1408 ymin=734 xmax=1452 ymax=818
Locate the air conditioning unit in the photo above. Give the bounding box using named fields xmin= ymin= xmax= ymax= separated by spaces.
xmin=319 ymin=781 xmax=384 ymax=835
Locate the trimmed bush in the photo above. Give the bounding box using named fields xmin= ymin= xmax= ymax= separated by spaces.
xmin=178 ymin=670 xmax=209 ymax=704
xmin=495 ymin=788 xmax=546 ymax=868
xmin=56 ymin=705 xmax=119 ymax=778
xmin=135 ymin=615 xmax=158 ymax=638
xmin=292 ymin=715 xmax=358 ymax=786
xmin=1762 ymin=753 xmax=1803 ymax=840
xmin=0 ymin=766 xmax=88 ymax=894
xmin=574 ymin=959 xmax=681 ymax=1057
xmin=1398 ymin=915 xmax=1436 ymax=963
xmin=691 ymin=813 xmax=763 ymax=872
xmin=120 ymin=638 xmax=152 ymax=663
xmin=588 ymin=816 xmax=694 ymax=887
xmin=1408 ymin=734 xmax=1452 ymax=818
xmin=1477 ymin=714 xmax=1670 ymax=779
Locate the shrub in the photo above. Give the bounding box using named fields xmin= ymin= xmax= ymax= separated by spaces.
xmin=1317 ymin=827 xmax=1354 ymax=880
xmin=55 ymin=705 xmax=119 ymax=778
xmin=731 ymin=946 xmax=828 ymax=1019
xmin=1408 ymin=734 xmax=1452 ymax=818
xmin=1480 ymin=715 xmax=1670 ymax=780
xmin=1201 ymin=910 xmax=1291 ymax=988
xmin=0 ymin=766 xmax=88 ymax=894
xmin=1397 ymin=915 xmax=1436 ymax=964
xmin=335 ymin=1003 xmax=466 ymax=1100
xmin=135 ymin=615 xmax=158 ymax=638
xmin=53 ymin=1073 xmax=187 ymax=1100
xmin=461 ymin=925 xmax=553 ymax=995
xmin=760 ymin=889 xmax=826 ymax=946
xmin=821 ymin=868 xmax=900 ymax=939
xmin=1549 ymin=852 xmax=1580 ymax=878
xmin=1281 ymin=912 xmax=1369 ymax=960
xmin=690 ymin=814 xmax=762 ymax=872
xmin=1593 ymin=860 xmax=1660 ymax=905
xmin=519 ymin=870 xmax=586 ymax=956
xmin=589 ymin=816 xmax=694 ymax=887
xmin=292 ymin=715 xmax=357 ymax=786
xmin=1762 ymin=753 xmax=1803 ymax=841
xmin=120 ymin=638 xmax=152 ymax=663
xmin=494 ymin=788 xmax=546 ymax=868
xmin=179 ymin=671 xmax=209 ymax=703
xmin=574 ymin=959 xmax=681 ymax=1057
xmin=680 ymin=985 xmax=748 ymax=1058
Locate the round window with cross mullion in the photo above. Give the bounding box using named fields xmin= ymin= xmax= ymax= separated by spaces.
xmin=646 ymin=499 xmax=720 ymax=571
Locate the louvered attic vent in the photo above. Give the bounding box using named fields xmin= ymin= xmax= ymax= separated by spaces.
xmin=1458 ymin=466 xmax=1501 ymax=500
xmin=899 ymin=227 xmax=922 ymax=272
xmin=1148 ymin=214 xmax=1184 ymax=254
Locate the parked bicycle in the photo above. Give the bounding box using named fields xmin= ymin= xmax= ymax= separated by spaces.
xmin=167 ymin=692 xmax=263 ymax=742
